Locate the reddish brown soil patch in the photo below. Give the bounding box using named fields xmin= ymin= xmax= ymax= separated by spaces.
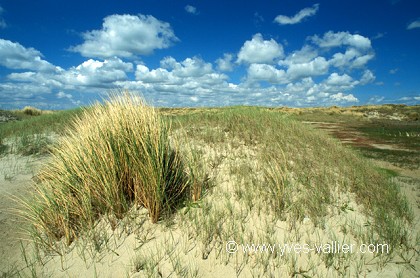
xmin=303 ymin=121 xmax=413 ymax=152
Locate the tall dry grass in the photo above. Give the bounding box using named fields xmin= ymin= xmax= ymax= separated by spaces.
xmin=22 ymin=93 xmax=191 ymax=248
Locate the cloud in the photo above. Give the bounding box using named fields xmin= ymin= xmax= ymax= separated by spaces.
xmin=114 ymin=56 xmax=242 ymax=106
xmin=134 ymin=56 xmax=228 ymax=89
xmin=311 ymin=31 xmax=371 ymax=50
xmin=2 ymin=49 xmax=366 ymax=108
xmin=372 ymin=32 xmax=386 ymax=40
xmin=246 ymin=64 xmax=287 ymax=84
xmin=236 ymin=30 xmax=374 ymax=103
xmin=135 ymin=56 xmax=215 ymax=86
xmin=70 ymin=14 xmax=178 ymax=58
xmin=0 ymin=82 xmax=53 ymax=97
xmin=286 ymin=56 xmax=329 ymax=80
xmin=0 ymin=5 xmax=6 ymax=29
xmin=56 ymin=91 xmax=81 ymax=106
xmin=2 ymin=29 xmax=378 ymax=109
xmin=367 ymin=95 xmax=420 ymax=105
xmin=360 ymin=70 xmax=375 ymax=84
xmin=160 ymin=56 xmax=214 ymax=77
xmin=185 ymin=5 xmax=198 ymax=15
xmin=326 ymin=73 xmax=354 ymax=87
xmin=216 ymin=53 xmax=234 ymax=71
xmin=310 ymin=32 xmax=375 ymax=69
xmin=0 ymin=19 xmax=6 ymax=29
xmin=237 ymin=33 xmax=284 ymax=64
xmin=389 ymin=68 xmax=398 ymax=74
xmin=368 ymin=95 xmax=385 ymax=104
xmin=279 ymin=45 xmax=318 ymax=66
xmin=329 ymin=49 xmax=374 ymax=69
xmin=63 ymin=57 xmax=133 ymax=86
xmin=238 ymin=30 xmax=376 ymax=105
xmin=284 ymin=77 xmax=314 ymax=93
xmin=5 ymin=57 xmax=133 ymax=101
xmin=254 ymin=12 xmax=264 ymax=26
xmin=407 ymin=19 xmax=420 ymax=30
xmin=330 ymin=92 xmax=358 ymax=103
xmin=0 ymin=39 xmax=57 ymax=71
xmin=8 ymin=71 xmax=63 ymax=89
xmin=57 ymin=91 xmax=73 ymax=99
xmin=274 ymin=4 xmax=319 ymax=25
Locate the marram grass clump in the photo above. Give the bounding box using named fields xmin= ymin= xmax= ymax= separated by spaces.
xmin=22 ymin=106 xmax=42 ymax=116
xmin=24 ymin=93 xmax=191 ymax=247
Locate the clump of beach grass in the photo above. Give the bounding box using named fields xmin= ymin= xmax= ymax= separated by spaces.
xmin=22 ymin=106 xmax=42 ymax=116
xmin=22 ymin=92 xmax=192 ymax=249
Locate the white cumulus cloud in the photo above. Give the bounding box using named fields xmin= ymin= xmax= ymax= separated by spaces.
xmin=323 ymin=72 xmax=358 ymax=92
xmin=6 ymin=57 xmax=133 ymax=97
xmin=311 ymin=31 xmax=371 ymax=50
xmin=113 ymin=56 xmax=234 ymax=107
xmin=70 ymin=14 xmax=178 ymax=58
xmin=286 ymin=56 xmax=329 ymax=80
xmin=160 ymin=56 xmax=214 ymax=77
xmin=311 ymin=32 xmax=375 ymax=69
xmin=2 ymin=28 xmax=380 ymax=109
xmin=0 ymin=39 xmax=56 ymax=71
xmin=237 ymin=33 xmax=284 ymax=64
xmin=330 ymin=92 xmax=358 ymax=103
xmin=57 ymin=91 xmax=73 ymax=99
xmin=247 ymin=64 xmax=287 ymax=84
xmin=216 ymin=53 xmax=235 ymax=72
xmin=329 ymin=49 xmax=374 ymax=69
xmin=279 ymin=46 xmax=318 ymax=66
xmin=134 ymin=56 xmax=228 ymax=91
xmin=64 ymin=57 xmax=133 ymax=86
xmin=326 ymin=73 xmax=354 ymax=86
xmin=274 ymin=4 xmax=319 ymax=25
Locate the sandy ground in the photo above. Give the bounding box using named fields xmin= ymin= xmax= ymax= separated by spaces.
xmin=0 ymin=138 xmax=419 ymax=277
xmin=0 ymin=154 xmax=46 ymax=273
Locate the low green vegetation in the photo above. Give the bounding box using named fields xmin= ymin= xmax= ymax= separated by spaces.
xmin=0 ymin=108 xmax=82 ymax=138
xmin=165 ymin=106 xmax=415 ymax=276
xmin=356 ymin=120 xmax=420 ymax=149
xmin=357 ymin=147 xmax=420 ymax=170
xmin=0 ymin=108 xmax=82 ymax=156
xmin=168 ymin=106 xmax=413 ymax=236
xmin=289 ymin=105 xmax=420 ymax=170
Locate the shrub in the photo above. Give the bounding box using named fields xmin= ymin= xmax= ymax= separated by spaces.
xmin=22 ymin=106 xmax=42 ymax=116
xmin=24 ymin=92 xmax=191 ymax=247
xmin=407 ymin=112 xmax=418 ymax=121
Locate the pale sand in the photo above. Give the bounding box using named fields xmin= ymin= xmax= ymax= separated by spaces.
xmin=0 ymin=141 xmax=419 ymax=277
xmin=0 ymin=154 xmax=46 ymax=273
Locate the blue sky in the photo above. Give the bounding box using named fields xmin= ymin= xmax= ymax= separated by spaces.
xmin=0 ymin=0 xmax=419 ymax=109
